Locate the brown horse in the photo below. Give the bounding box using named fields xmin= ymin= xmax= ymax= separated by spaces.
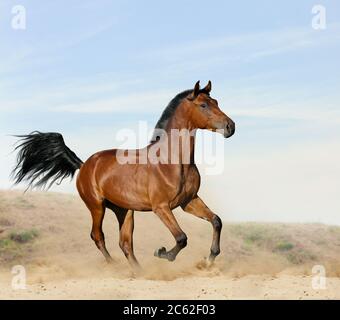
xmin=12 ymin=81 xmax=235 ymax=269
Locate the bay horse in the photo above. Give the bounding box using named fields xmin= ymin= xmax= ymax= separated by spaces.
xmin=12 ymin=81 xmax=235 ymax=269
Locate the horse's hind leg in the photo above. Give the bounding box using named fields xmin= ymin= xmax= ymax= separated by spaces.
xmin=106 ymin=203 xmax=140 ymax=269
xmin=89 ymin=202 xmax=113 ymax=263
xmin=117 ymin=209 xmax=140 ymax=269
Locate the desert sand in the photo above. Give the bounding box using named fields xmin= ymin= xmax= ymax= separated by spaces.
xmin=0 ymin=190 xmax=340 ymax=300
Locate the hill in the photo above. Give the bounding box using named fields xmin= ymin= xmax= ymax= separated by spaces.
xmin=0 ymin=190 xmax=340 ymax=299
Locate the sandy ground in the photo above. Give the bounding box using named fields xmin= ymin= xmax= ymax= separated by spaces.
xmin=0 ymin=190 xmax=340 ymax=300
xmin=1 ymin=274 xmax=340 ymax=300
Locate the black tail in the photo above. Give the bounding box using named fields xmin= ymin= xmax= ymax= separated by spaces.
xmin=12 ymin=131 xmax=83 ymax=189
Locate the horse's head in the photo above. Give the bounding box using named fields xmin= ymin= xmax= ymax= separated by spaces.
xmin=185 ymin=81 xmax=235 ymax=138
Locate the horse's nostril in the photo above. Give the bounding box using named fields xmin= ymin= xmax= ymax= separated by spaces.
xmin=225 ymin=122 xmax=235 ymax=136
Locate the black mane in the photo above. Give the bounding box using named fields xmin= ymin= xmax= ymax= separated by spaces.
xmin=152 ymin=89 xmax=192 ymax=139
xmin=151 ymin=87 xmax=209 ymax=142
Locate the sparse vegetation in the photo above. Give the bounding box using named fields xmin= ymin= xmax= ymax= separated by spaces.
xmin=227 ymin=222 xmax=324 ymax=265
xmin=275 ymin=241 xmax=294 ymax=251
xmin=10 ymin=229 xmax=39 ymax=243
xmin=286 ymin=248 xmax=316 ymax=264
xmin=0 ymin=238 xmax=14 ymax=249
xmin=0 ymin=228 xmax=39 ymax=263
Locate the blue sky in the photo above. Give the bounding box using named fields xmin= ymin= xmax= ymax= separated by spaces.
xmin=1 ymin=1 xmax=340 ymax=224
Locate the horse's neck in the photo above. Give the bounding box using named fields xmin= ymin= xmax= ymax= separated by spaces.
xmin=162 ymin=111 xmax=196 ymax=165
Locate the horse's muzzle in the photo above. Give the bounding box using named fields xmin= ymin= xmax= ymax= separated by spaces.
xmin=223 ymin=120 xmax=235 ymax=138
xmin=212 ymin=119 xmax=235 ymax=138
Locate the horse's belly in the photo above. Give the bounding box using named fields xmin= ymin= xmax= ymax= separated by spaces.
xmin=97 ymin=159 xmax=152 ymax=210
xmin=103 ymin=177 xmax=151 ymax=211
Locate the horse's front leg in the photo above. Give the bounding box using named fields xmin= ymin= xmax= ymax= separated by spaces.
xmin=181 ymin=196 xmax=222 ymax=262
xmin=153 ymin=205 xmax=187 ymax=261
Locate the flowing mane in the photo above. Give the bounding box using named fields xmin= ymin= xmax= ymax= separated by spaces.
xmin=151 ymin=89 xmax=192 ymax=142
xmin=151 ymin=87 xmax=210 ymax=141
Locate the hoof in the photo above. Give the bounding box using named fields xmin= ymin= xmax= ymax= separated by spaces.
xmin=154 ymin=247 xmax=166 ymax=258
xmin=154 ymin=247 xmax=176 ymax=262
xmin=166 ymin=253 xmax=176 ymax=262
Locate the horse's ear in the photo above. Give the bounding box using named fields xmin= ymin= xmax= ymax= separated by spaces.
xmin=193 ymin=80 xmax=200 ymax=96
xmin=203 ymin=80 xmax=212 ymax=93
xmin=188 ymin=81 xmax=200 ymax=100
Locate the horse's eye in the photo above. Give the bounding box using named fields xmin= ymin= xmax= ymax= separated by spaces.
xmin=200 ymin=103 xmax=208 ymax=109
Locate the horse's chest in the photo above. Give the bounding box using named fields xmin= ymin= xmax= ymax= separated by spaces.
xmin=170 ymin=166 xmax=200 ymax=207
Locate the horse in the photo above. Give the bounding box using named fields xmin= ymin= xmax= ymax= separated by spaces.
xmin=12 ymin=80 xmax=235 ymax=269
